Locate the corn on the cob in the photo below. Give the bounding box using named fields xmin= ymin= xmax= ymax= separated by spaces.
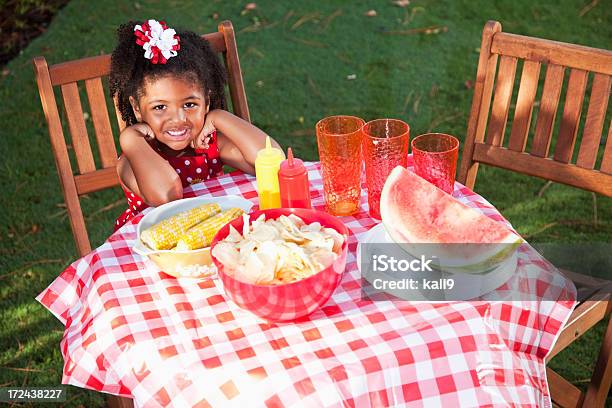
xmin=175 ymin=207 xmax=244 ymax=250
xmin=141 ymin=203 xmax=221 ymax=250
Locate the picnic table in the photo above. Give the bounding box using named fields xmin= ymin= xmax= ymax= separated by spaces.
xmin=37 ymin=160 xmax=576 ymax=407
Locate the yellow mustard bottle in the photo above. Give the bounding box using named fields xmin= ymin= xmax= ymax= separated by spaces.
xmin=255 ymin=136 xmax=284 ymax=209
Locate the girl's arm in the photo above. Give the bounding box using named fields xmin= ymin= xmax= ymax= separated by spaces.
xmin=198 ymin=109 xmax=281 ymax=175
xmin=118 ymin=124 xmax=183 ymax=206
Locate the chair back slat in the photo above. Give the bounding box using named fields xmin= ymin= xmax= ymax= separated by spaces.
xmin=202 ymin=31 xmax=226 ymax=53
xmin=50 ymin=55 xmax=110 ymax=86
xmin=531 ymin=64 xmax=565 ymax=157
xmin=473 ymin=46 xmax=500 ymax=145
xmin=554 ymin=68 xmax=588 ymax=163
xmin=112 ymin=95 xmax=127 ymax=132
xmin=472 ymin=144 xmax=612 ymax=196
xmin=600 ymin=122 xmax=612 ymax=175
xmin=491 ymin=32 xmax=612 ymax=75
xmin=75 ymin=167 xmax=120 ymax=195
xmin=61 ymin=82 xmax=96 ymax=174
xmin=508 ymin=60 xmax=541 ymax=152
xmin=459 ymin=21 xmax=501 ymax=189
xmin=485 ymin=55 xmax=517 ymax=146
xmin=576 ymin=74 xmax=611 ymax=169
xmin=85 ymin=77 xmax=117 ymax=168
xmin=218 ymin=21 xmax=250 ymax=122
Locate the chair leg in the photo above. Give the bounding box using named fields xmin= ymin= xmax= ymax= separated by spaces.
xmin=582 ymin=317 xmax=612 ymax=408
xmin=547 ymin=367 xmax=584 ymax=408
xmin=107 ymin=395 xmax=133 ymax=408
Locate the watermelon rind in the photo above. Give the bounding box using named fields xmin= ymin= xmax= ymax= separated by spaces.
xmin=387 ymin=236 xmax=523 ymax=275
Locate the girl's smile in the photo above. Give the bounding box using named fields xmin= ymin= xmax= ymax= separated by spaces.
xmin=130 ymin=75 xmax=208 ymax=153
xmin=164 ymin=127 xmax=191 ymax=141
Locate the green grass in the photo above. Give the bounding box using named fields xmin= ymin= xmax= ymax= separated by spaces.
xmin=0 ymin=0 xmax=610 ymax=406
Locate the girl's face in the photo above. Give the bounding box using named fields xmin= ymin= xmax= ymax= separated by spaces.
xmin=130 ymin=75 xmax=208 ymax=151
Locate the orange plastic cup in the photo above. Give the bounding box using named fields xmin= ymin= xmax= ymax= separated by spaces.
xmin=316 ymin=116 xmax=364 ymax=216
xmin=412 ymin=133 xmax=459 ymax=194
xmin=362 ymin=119 xmax=410 ymax=219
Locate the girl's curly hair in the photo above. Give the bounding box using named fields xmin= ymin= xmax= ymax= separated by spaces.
xmin=109 ymin=21 xmax=227 ymax=126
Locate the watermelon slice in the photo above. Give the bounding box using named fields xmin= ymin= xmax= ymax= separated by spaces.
xmin=379 ymin=166 xmax=522 ymax=273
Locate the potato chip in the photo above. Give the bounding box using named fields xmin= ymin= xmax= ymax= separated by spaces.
xmin=211 ymin=213 xmax=344 ymax=285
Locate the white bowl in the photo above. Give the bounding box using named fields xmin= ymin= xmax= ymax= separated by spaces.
xmin=133 ymin=196 xmax=253 ymax=277
xmin=356 ymin=223 xmax=518 ymax=301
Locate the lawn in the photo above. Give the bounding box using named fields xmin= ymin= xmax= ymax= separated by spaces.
xmin=0 ymin=0 xmax=610 ymax=406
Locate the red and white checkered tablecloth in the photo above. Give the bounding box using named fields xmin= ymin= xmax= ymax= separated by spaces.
xmin=38 ymin=161 xmax=576 ymax=408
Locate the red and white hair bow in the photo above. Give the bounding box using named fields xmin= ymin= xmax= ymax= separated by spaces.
xmin=134 ymin=19 xmax=180 ymax=64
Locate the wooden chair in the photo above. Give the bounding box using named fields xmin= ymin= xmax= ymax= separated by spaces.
xmin=458 ymin=21 xmax=612 ymax=408
xmin=33 ymin=21 xmax=249 ymax=408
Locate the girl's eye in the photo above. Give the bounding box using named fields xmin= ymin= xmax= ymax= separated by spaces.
xmin=152 ymin=105 xmax=166 ymax=111
xmin=184 ymin=102 xmax=197 ymax=108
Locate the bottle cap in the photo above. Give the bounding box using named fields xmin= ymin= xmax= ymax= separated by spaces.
xmin=279 ymin=147 xmax=306 ymax=177
xmin=256 ymin=136 xmax=284 ymax=164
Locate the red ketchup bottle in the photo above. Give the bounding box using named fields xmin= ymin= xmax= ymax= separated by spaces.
xmin=278 ymin=148 xmax=312 ymax=209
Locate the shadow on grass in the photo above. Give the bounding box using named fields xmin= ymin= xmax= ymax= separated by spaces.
xmin=0 ymin=302 xmax=106 ymax=407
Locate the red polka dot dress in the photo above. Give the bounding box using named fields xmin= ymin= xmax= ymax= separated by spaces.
xmin=114 ymin=131 xmax=224 ymax=230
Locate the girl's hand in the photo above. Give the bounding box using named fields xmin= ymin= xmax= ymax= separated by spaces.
xmin=118 ymin=121 xmax=183 ymax=206
xmin=119 ymin=122 xmax=156 ymax=152
xmin=130 ymin=122 xmax=156 ymax=141
xmin=191 ymin=114 xmax=217 ymax=150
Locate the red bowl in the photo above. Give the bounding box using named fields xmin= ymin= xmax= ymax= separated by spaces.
xmin=210 ymin=208 xmax=349 ymax=322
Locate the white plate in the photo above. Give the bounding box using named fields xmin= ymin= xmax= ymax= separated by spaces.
xmin=133 ymin=195 xmax=254 ymax=257
xmin=357 ymin=223 xmax=518 ymax=301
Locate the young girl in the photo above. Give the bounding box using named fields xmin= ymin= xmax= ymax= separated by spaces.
xmin=110 ymin=19 xmax=281 ymax=229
